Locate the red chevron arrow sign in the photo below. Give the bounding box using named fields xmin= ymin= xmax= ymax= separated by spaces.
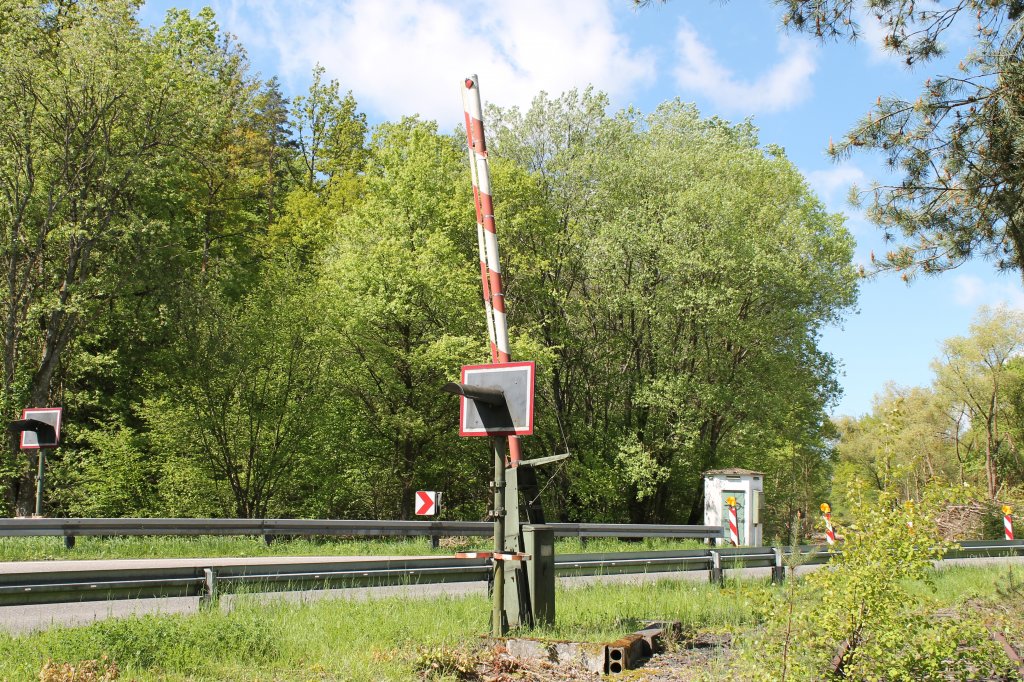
xmin=415 ymin=491 xmax=438 ymax=516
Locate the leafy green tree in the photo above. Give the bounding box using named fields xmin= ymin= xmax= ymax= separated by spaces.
xmin=251 ymin=77 xmax=297 ymax=227
xmin=484 ymin=89 xmax=615 ymax=519
xmin=933 ymin=304 xmax=1024 ymax=497
xmin=997 ymin=356 xmax=1024 ymax=488
xmin=833 ymin=384 xmax=966 ymax=510
xmin=0 ymin=0 xmax=243 ymax=514
xmin=488 ymin=92 xmax=858 ymax=527
xmin=38 ymin=6 xmax=282 ymax=518
xmin=834 ymin=307 xmax=1024 ymax=509
xmin=153 ymin=8 xmax=272 ymax=286
xmin=146 ymin=265 xmax=335 ymax=518
xmin=636 ymin=1 xmax=1024 ymax=280
xmin=49 ymin=420 xmax=157 ymax=518
xmin=321 ymin=118 xmax=489 ymax=520
xmin=780 ymin=0 xmax=1024 ymax=281
xmin=290 ymin=64 xmax=368 ymax=193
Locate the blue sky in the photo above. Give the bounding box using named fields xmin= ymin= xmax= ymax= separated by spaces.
xmin=141 ymin=0 xmax=1024 ymax=419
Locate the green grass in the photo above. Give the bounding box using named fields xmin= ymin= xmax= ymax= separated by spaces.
xmin=539 ymin=576 xmax=764 ymax=641
xmin=0 ymin=579 xmax=747 ymax=681
xmin=0 ymin=534 xmax=703 ymax=562
xmin=0 ymin=592 xmax=489 ymax=681
xmin=907 ymin=561 xmax=1012 ymax=602
xmin=0 ymin=535 xmax=464 ymax=562
xmin=2 ymin=564 xmax=1014 ymax=681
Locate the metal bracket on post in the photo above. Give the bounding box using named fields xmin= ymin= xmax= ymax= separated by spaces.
xmin=709 ymin=551 xmax=723 ymax=586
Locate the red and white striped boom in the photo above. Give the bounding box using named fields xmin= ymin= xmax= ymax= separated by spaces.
xmin=461 ymin=74 xmax=522 ymax=465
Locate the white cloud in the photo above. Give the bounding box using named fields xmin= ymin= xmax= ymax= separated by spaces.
xmin=219 ymin=0 xmax=655 ymax=123
xmin=856 ymin=8 xmax=898 ymax=64
xmin=952 ymin=275 xmax=1024 ymax=310
xmin=805 ymin=163 xmax=867 ymax=209
xmin=673 ymin=19 xmax=817 ymax=114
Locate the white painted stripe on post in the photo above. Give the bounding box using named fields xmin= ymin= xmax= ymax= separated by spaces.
xmin=484 ymin=230 xmax=501 ymax=273
xmin=824 ymin=513 xmax=836 ymax=545
xmin=475 ymin=155 xmax=491 ymax=195
xmin=476 ymin=224 xmax=488 ymax=264
xmin=493 ymin=311 xmax=510 ymax=355
xmin=493 ymin=552 xmax=531 ymax=561
xmin=464 ymin=85 xmax=498 ymax=362
xmin=465 ymin=76 xmax=483 ymax=121
xmin=464 ymin=127 xmax=480 ymax=190
xmin=484 ymin=304 xmax=497 ymax=355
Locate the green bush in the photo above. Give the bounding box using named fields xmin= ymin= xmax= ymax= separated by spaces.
xmin=731 ymin=483 xmax=1015 ymax=681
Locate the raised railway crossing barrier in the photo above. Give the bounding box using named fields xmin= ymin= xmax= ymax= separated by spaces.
xmin=0 ymin=517 xmax=725 ymax=543
xmin=0 ymin=540 xmax=1020 ymax=607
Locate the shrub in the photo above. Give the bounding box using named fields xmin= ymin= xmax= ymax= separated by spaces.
xmin=731 ymin=482 xmax=1014 ymax=680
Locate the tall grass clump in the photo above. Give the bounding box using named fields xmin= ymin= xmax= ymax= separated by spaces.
xmin=0 ymin=592 xmax=489 ymax=681
xmin=0 ymin=601 xmax=276 ymax=680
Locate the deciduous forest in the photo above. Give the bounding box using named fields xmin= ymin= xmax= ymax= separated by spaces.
xmin=3 ymin=0 xmax=1018 ymax=534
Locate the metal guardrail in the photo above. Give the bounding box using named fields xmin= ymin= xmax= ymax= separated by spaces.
xmin=0 ymin=556 xmax=493 ymax=606
xmin=0 ymin=518 xmax=725 ymax=541
xmin=0 ymin=540 xmax=1020 ymax=607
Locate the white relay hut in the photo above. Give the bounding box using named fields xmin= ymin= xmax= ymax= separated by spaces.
xmin=704 ymin=469 xmax=764 ymax=547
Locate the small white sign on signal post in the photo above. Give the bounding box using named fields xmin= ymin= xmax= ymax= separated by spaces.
xmin=415 ymin=490 xmax=439 ymax=516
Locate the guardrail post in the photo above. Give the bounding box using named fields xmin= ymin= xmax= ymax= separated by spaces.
xmin=431 ymin=534 xmax=440 ymax=549
xmin=771 ymin=547 xmax=785 ymax=585
xmin=63 ymin=535 xmax=75 ymax=549
xmin=709 ymin=551 xmax=723 ymax=586
xmin=200 ymin=568 xmax=218 ymax=607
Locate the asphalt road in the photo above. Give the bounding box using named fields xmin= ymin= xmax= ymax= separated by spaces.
xmin=0 ymin=554 xmax=1021 ymax=635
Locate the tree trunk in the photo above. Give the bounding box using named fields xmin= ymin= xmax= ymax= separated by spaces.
xmin=686 ymin=486 xmax=704 ymax=525
xmin=986 ymin=409 xmax=998 ymax=499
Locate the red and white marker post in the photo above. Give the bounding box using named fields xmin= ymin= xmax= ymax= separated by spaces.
xmin=821 ymin=502 xmax=836 ymax=546
xmin=726 ymin=496 xmax=739 ymax=547
xmin=1004 ymin=505 xmax=1015 ymax=541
